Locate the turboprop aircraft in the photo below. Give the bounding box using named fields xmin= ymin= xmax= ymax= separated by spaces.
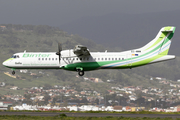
xmin=2 ymin=26 xmax=176 ymax=76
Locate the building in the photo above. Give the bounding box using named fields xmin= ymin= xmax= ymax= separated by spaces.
xmin=0 ymin=101 xmax=12 ymax=110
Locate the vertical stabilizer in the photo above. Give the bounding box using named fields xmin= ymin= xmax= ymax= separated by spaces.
xmin=140 ymin=26 xmax=176 ymax=55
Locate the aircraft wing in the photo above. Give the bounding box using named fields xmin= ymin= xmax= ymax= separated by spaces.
xmin=73 ymin=45 xmax=90 ymax=57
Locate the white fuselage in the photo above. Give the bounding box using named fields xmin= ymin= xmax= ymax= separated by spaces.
xmin=3 ymin=49 xmax=138 ymax=69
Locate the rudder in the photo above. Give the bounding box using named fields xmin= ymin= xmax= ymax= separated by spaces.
xmin=158 ymin=27 xmax=176 ymax=55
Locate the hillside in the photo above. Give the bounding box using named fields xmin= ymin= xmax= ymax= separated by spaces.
xmin=0 ymin=24 xmax=180 ymax=95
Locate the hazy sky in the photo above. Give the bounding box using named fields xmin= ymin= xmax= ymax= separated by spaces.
xmin=1 ymin=0 xmax=180 ymax=26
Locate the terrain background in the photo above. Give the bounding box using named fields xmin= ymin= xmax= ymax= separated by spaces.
xmin=0 ymin=24 xmax=180 ymax=95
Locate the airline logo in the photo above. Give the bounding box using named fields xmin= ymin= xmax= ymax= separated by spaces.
xmin=23 ymin=53 xmax=51 ymax=58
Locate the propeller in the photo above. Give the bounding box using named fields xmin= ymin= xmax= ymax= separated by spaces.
xmin=56 ymin=43 xmax=62 ymax=63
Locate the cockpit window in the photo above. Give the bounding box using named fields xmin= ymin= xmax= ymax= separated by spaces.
xmin=11 ymin=55 xmax=16 ymax=58
xmin=11 ymin=55 xmax=20 ymax=58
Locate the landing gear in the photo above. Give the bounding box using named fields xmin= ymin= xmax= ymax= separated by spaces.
xmin=76 ymin=67 xmax=85 ymax=76
xmin=12 ymin=70 xmax=15 ymax=75
xmin=11 ymin=68 xmax=16 ymax=75
xmin=78 ymin=71 xmax=84 ymax=76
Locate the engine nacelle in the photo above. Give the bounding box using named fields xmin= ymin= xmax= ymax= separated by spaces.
xmin=73 ymin=45 xmax=90 ymax=56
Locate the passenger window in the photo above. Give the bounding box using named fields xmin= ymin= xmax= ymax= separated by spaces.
xmin=49 ymin=58 xmax=51 ymax=60
xmin=42 ymin=58 xmax=44 ymax=60
xmin=80 ymin=58 xmax=82 ymax=60
xmin=45 ymin=58 xmax=47 ymax=60
xmin=56 ymin=58 xmax=57 ymax=60
xmin=94 ymin=58 xmax=96 ymax=60
xmin=76 ymin=58 xmax=78 ymax=60
xmin=52 ymin=58 xmax=54 ymax=60
xmin=105 ymin=58 xmax=107 ymax=60
xmin=109 ymin=58 xmax=110 ymax=60
xmin=102 ymin=58 xmax=103 ymax=60
xmin=115 ymin=58 xmax=117 ymax=60
xmin=119 ymin=58 xmax=121 ymax=60
xmin=98 ymin=58 xmax=100 ymax=60
xmin=112 ymin=58 xmax=114 ymax=60
xmin=38 ymin=58 xmax=40 ymax=60
xmin=122 ymin=58 xmax=124 ymax=60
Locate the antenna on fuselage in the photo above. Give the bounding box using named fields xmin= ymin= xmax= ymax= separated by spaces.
xmin=24 ymin=50 xmax=26 ymax=53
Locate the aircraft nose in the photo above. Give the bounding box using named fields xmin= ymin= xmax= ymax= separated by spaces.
xmin=3 ymin=61 xmax=6 ymax=66
xmin=2 ymin=58 xmax=14 ymax=68
xmin=2 ymin=61 xmax=8 ymax=67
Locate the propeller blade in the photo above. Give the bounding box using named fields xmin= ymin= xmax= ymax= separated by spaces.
xmin=58 ymin=43 xmax=62 ymax=52
xmin=56 ymin=42 xmax=62 ymax=63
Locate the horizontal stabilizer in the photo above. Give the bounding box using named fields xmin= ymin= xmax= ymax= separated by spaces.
xmin=161 ymin=27 xmax=174 ymax=32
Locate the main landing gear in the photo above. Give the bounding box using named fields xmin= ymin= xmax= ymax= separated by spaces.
xmin=78 ymin=70 xmax=84 ymax=76
xmin=76 ymin=67 xmax=85 ymax=76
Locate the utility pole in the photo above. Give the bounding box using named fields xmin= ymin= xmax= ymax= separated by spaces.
xmin=105 ymin=94 xmax=106 ymax=107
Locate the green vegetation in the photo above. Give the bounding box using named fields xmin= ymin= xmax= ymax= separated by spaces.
xmin=2 ymin=110 xmax=180 ymax=114
xmin=0 ymin=115 xmax=178 ymax=120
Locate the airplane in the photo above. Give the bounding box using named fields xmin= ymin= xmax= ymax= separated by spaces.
xmin=2 ymin=26 xmax=176 ymax=76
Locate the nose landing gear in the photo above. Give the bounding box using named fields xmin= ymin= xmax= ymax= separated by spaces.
xmin=12 ymin=71 xmax=15 ymax=75
xmin=11 ymin=68 xmax=16 ymax=75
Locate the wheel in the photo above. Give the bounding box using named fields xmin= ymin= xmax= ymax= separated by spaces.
xmin=12 ymin=71 xmax=15 ymax=75
xmin=78 ymin=71 xmax=84 ymax=76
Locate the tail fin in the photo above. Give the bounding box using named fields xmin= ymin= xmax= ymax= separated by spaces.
xmin=140 ymin=26 xmax=176 ymax=55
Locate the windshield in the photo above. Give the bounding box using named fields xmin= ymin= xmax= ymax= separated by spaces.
xmin=11 ymin=55 xmax=19 ymax=58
